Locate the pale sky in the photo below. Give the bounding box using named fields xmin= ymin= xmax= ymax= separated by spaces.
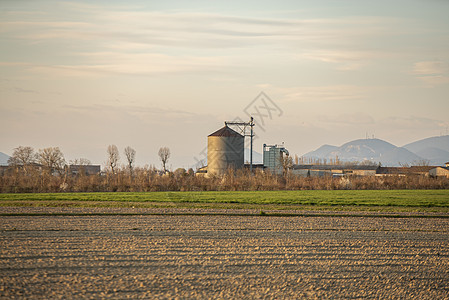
xmin=1 ymin=0 xmax=448 ymax=169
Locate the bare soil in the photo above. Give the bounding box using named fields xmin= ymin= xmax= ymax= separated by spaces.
xmin=1 ymin=208 xmax=448 ymax=299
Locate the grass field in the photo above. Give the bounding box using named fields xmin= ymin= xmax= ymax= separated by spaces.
xmin=1 ymin=190 xmax=448 ymax=212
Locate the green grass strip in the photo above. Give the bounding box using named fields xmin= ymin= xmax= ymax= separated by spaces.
xmin=0 ymin=211 xmax=448 ymax=219
xmin=1 ymin=190 xmax=449 ymax=207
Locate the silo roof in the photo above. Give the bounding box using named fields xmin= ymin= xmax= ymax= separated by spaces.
xmin=208 ymin=125 xmax=243 ymax=137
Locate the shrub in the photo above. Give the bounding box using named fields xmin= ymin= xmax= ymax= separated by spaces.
xmin=1 ymin=166 xmax=448 ymax=193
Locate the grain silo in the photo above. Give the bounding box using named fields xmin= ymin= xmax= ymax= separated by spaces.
xmin=207 ymin=125 xmax=244 ymax=176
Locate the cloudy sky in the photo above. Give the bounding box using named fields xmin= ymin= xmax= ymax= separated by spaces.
xmin=1 ymin=0 xmax=448 ymax=169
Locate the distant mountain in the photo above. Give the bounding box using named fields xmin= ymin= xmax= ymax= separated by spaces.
xmin=0 ymin=152 xmax=10 ymax=166
xmin=244 ymin=148 xmax=262 ymax=164
xmin=303 ymin=145 xmax=338 ymax=160
xmin=303 ymin=138 xmax=423 ymax=167
xmin=335 ymin=139 xmax=397 ymax=161
xmin=379 ymin=147 xmax=425 ymax=167
xmin=403 ymin=135 xmax=449 ymax=165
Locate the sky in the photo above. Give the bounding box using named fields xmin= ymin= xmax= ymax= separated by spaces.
xmin=1 ymin=0 xmax=448 ymax=170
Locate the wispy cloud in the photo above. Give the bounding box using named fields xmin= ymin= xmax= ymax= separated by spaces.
xmin=1 ymin=10 xmax=301 ymax=46
xmin=301 ymin=50 xmax=386 ymax=71
xmin=383 ymin=116 xmax=444 ymax=131
xmin=259 ymin=84 xmax=367 ymax=102
xmin=25 ymin=52 xmax=231 ymax=77
xmin=0 ymin=5 xmax=403 ymax=77
xmin=13 ymin=87 xmax=38 ymax=94
xmin=63 ymin=103 xmax=199 ymax=118
xmin=416 ymin=75 xmax=449 ymax=87
xmin=317 ymin=112 xmax=375 ymax=126
xmin=412 ymin=60 xmax=449 ymax=87
xmin=412 ymin=61 xmax=448 ymax=75
xmin=6 ymin=12 xmax=394 ymax=49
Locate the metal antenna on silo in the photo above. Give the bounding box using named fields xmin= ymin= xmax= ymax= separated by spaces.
xmin=225 ymin=116 xmax=255 ymax=173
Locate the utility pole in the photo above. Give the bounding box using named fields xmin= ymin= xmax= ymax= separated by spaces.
xmin=250 ymin=117 xmax=254 ymax=173
xmin=225 ymin=117 xmax=255 ymax=173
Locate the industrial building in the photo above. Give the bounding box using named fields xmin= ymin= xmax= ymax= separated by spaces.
xmin=203 ymin=121 xmax=447 ymax=178
xmin=204 ymin=121 xmax=289 ymax=176
xmin=263 ymin=144 xmax=289 ymax=175
xmin=207 ymin=125 xmax=244 ymax=176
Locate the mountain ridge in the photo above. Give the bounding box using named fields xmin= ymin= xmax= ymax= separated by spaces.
xmin=402 ymin=135 xmax=449 ymax=165
xmin=0 ymin=152 xmax=10 ymax=166
xmin=302 ymin=135 xmax=448 ymax=167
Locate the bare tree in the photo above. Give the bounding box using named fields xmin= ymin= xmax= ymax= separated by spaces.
xmin=280 ymin=154 xmax=293 ymax=177
xmin=294 ymin=154 xmax=299 ymax=165
xmin=158 ymin=147 xmax=170 ymax=173
xmin=107 ymin=145 xmax=120 ymax=174
xmin=8 ymin=146 xmax=36 ymax=166
xmin=69 ymin=158 xmax=91 ymax=166
xmin=8 ymin=146 xmax=37 ymax=174
xmin=413 ymin=159 xmax=430 ymax=166
xmin=38 ymin=147 xmax=66 ymax=174
xmin=124 ymin=146 xmax=136 ymax=174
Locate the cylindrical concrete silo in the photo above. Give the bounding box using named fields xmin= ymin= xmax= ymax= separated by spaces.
xmin=207 ymin=125 xmax=244 ymax=176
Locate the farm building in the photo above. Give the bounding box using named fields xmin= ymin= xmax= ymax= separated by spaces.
xmin=68 ymin=165 xmax=101 ymax=176
xmin=429 ymin=163 xmax=449 ymax=178
xmin=377 ymin=166 xmax=442 ymax=177
xmin=263 ymin=144 xmax=289 ymax=175
xmin=376 ymin=167 xmax=408 ymax=176
xmin=377 ymin=166 xmax=434 ymax=176
xmin=408 ymin=166 xmax=435 ymax=176
xmin=292 ymin=165 xmax=379 ymax=177
xmin=207 ymin=125 xmax=244 ymax=176
xmin=204 ymin=123 xmax=287 ymax=176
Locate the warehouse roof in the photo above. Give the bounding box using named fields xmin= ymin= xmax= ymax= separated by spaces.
xmin=293 ymin=164 xmax=379 ymax=171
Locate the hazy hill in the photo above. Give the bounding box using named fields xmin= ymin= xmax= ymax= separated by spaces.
xmin=403 ymin=135 xmax=449 ymax=165
xmin=303 ymin=138 xmax=423 ymax=167
xmin=378 ymin=147 xmax=426 ymax=167
xmin=0 ymin=152 xmax=10 ymax=166
xmin=245 ymin=148 xmax=263 ymax=164
xmin=303 ymin=145 xmax=338 ymax=160
xmin=335 ymin=139 xmax=397 ymax=161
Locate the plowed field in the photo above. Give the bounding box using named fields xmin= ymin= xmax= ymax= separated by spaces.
xmin=1 ymin=208 xmax=448 ymax=299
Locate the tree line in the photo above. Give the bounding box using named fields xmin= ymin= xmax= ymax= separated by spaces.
xmin=0 ymin=145 xmax=179 ymax=192
xmin=6 ymin=145 xmax=172 ymax=174
xmin=1 ymin=146 xmax=449 ymax=193
xmin=1 ymin=165 xmax=448 ymax=193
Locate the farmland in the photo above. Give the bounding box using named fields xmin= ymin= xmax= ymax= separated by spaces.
xmin=1 ymin=191 xmax=448 ymax=298
xmin=1 ymin=211 xmax=448 ymax=299
xmin=1 ymin=190 xmax=449 ymax=213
